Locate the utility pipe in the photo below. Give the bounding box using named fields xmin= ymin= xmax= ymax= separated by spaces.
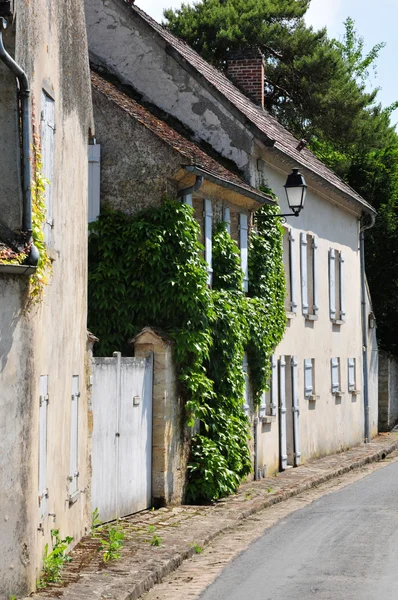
xmin=177 ymin=174 xmax=204 ymax=199
xmin=0 ymin=17 xmax=38 ymax=265
xmin=360 ymin=212 xmax=376 ymax=443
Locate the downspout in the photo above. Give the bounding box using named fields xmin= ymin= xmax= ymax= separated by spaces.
xmin=0 ymin=17 xmax=39 ymax=265
xmin=177 ymin=175 xmax=204 ymax=199
xmin=360 ymin=212 xmax=376 ymax=443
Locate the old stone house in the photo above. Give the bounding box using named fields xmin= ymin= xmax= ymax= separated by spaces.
xmin=0 ymin=0 xmax=93 ymax=597
xmin=84 ymin=0 xmax=378 ymax=483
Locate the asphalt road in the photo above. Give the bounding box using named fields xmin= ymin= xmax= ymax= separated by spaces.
xmin=199 ymin=459 xmax=398 ymax=600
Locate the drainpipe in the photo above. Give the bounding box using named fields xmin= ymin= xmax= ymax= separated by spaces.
xmin=0 ymin=17 xmax=39 ymax=265
xmin=360 ymin=212 xmax=376 ymax=443
xmin=177 ymin=175 xmax=204 ymax=199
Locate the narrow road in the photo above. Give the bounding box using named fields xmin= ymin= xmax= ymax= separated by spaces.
xmin=199 ymin=460 xmax=398 ymax=600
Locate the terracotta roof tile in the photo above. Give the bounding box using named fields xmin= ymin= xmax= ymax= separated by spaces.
xmin=127 ymin=2 xmax=374 ymax=214
xmin=91 ymin=71 xmax=271 ymax=204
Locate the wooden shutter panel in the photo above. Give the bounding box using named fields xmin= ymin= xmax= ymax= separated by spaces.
xmin=39 ymin=376 xmax=49 ymax=520
xmin=204 ymin=199 xmax=213 ymax=285
xmin=348 ymin=358 xmax=356 ymax=392
xmin=331 ymin=358 xmax=340 ymax=393
xmin=243 ymin=354 xmax=249 ymax=414
xmin=41 ymin=92 xmax=55 ymax=242
xmin=300 ymin=232 xmax=308 ymax=315
xmin=304 ymin=359 xmax=313 ymax=397
xmin=240 ymin=213 xmax=249 ymax=292
xmin=88 ymin=143 xmax=101 ymax=223
xmin=313 ymin=235 xmax=319 ymax=316
xmin=339 ymin=252 xmax=346 ymax=320
xmin=279 ymin=356 xmax=287 ymax=470
xmin=69 ymin=376 xmax=80 ymax=497
xmin=223 ymin=207 xmax=231 ymax=234
xmin=270 ymin=354 xmax=278 ymax=416
xmin=259 ymin=391 xmax=267 ymax=419
xmin=289 ymin=230 xmax=298 ymax=313
xmin=291 ymin=356 xmax=301 ymax=466
xmin=329 ymin=249 xmax=336 ymax=320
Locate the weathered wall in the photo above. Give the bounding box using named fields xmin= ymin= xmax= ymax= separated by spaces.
xmin=378 ymin=351 xmax=398 ymax=432
xmin=0 ymin=0 xmax=93 ymax=597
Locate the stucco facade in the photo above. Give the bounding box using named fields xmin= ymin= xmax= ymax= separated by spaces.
xmin=0 ymin=1 xmax=93 ymax=597
xmin=84 ymin=0 xmax=378 ymax=484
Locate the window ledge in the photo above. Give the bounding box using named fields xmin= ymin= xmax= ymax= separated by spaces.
xmin=332 ymin=319 xmax=345 ymax=325
xmin=350 ymin=390 xmax=360 ymax=396
xmin=286 ymin=311 xmax=296 ymax=320
xmin=305 ymin=314 xmax=318 ymax=322
xmin=68 ymin=491 xmax=80 ymax=507
xmin=306 ymin=394 xmax=319 ymax=402
xmin=261 ymin=416 xmax=276 ymax=424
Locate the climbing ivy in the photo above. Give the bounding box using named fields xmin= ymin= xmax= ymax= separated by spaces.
xmin=88 ymin=199 xmax=286 ymax=503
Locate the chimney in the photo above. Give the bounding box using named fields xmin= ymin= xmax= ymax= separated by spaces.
xmin=227 ymin=47 xmax=264 ymax=109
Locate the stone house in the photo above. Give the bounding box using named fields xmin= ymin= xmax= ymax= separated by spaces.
xmin=84 ymin=0 xmax=378 ymax=480
xmin=0 ymin=0 xmax=93 ymax=597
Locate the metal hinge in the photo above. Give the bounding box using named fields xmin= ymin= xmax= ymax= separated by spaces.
xmin=39 ymin=394 xmax=49 ymax=406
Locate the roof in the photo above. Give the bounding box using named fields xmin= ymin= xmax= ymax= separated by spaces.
xmin=91 ymin=71 xmax=273 ymax=206
xmin=126 ymin=1 xmax=375 ymax=215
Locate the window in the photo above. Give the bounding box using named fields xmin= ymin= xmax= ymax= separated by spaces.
xmin=260 ymin=354 xmax=278 ymax=418
xmin=41 ymin=91 xmax=55 ymax=242
xmin=243 ymin=353 xmax=250 ymax=414
xmin=88 ymin=143 xmax=101 ymax=223
xmin=329 ymin=249 xmax=345 ymax=322
xmin=283 ymin=228 xmax=297 ymax=314
xmin=348 ymin=358 xmax=357 ymax=393
xmin=239 ymin=213 xmax=249 ymax=292
xmin=331 ymin=357 xmax=341 ymax=394
xmin=300 ymin=233 xmax=318 ymax=318
xmin=38 ymin=376 xmax=49 ymax=521
xmin=69 ymin=376 xmax=80 ymax=500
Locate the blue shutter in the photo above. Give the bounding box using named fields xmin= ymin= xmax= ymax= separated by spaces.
xmin=240 ymin=213 xmax=249 ymax=292
xmin=331 ymin=358 xmax=340 ymax=393
xmin=304 ymin=359 xmax=313 ymax=397
xmin=329 ymin=249 xmax=336 ymax=320
xmin=223 ymin=207 xmax=231 ymax=234
xmin=313 ymin=235 xmax=319 ymax=316
xmin=69 ymin=376 xmax=80 ymax=497
xmin=289 ymin=230 xmax=297 ymax=313
xmin=39 ymin=375 xmax=49 ymax=521
xmin=300 ymin=232 xmax=308 ymax=315
xmin=204 ymin=199 xmax=213 ymax=285
xmin=339 ymin=252 xmax=346 ymax=321
xmin=88 ymin=143 xmax=101 ymax=223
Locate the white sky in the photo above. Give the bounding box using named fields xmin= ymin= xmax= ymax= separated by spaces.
xmin=136 ymin=0 xmax=398 ymax=122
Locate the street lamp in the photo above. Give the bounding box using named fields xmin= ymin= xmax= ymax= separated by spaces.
xmin=256 ymin=168 xmax=307 ymax=223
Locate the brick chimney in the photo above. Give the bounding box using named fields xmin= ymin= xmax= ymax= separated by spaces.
xmin=227 ymin=47 xmax=265 ymax=108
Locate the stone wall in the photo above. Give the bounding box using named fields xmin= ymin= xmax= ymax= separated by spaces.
xmin=379 ymin=351 xmax=398 ymax=431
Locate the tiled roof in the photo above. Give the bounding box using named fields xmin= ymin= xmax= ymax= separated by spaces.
xmin=91 ymin=71 xmax=272 ymax=204
xmin=127 ymin=2 xmax=375 ymax=214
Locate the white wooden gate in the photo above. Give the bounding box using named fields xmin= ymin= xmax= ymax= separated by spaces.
xmin=91 ymin=352 xmax=153 ymax=522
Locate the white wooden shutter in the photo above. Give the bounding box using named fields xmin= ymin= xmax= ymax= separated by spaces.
xmin=329 ymin=249 xmax=336 ymax=320
xmin=313 ymin=235 xmax=319 ymax=316
xmin=291 ymin=356 xmax=301 ymax=466
xmin=88 ymin=143 xmax=101 ymax=223
xmin=240 ymin=213 xmax=249 ymax=292
xmin=348 ymin=358 xmax=356 ymax=392
xmin=331 ymin=358 xmax=340 ymax=393
xmin=339 ymin=252 xmax=346 ymax=320
xmin=259 ymin=391 xmax=267 ymax=419
xmin=39 ymin=376 xmax=49 ymax=520
xmin=243 ymin=354 xmax=250 ymax=414
xmin=300 ymin=232 xmax=308 ymax=315
xmin=270 ymin=354 xmax=278 ymax=416
xmin=204 ymin=199 xmax=213 ymax=286
xmin=279 ymin=356 xmax=287 ymax=470
xmin=304 ymin=359 xmax=313 ymax=397
xmin=69 ymin=376 xmax=80 ymax=497
xmin=223 ymin=207 xmax=231 ymax=234
xmin=41 ymin=92 xmax=55 ymax=242
xmin=289 ymin=230 xmax=298 ymax=313
xmin=183 ymin=193 xmax=193 ymax=207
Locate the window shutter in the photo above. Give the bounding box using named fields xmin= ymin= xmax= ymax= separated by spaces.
xmin=304 ymin=359 xmax=313 ymax=397
xmin=223 ymin=207 xmax=231 ymax=234
xmin=239 ymin=213 xmax=249 ymax=292
xmin=339 ymin=252 xmax=346 ymax=320
xmin=39 ymin=376 xmax=49 ymax=520
xmin=331 ymin=358 xmax=340 ymax=393
xmin=88 ymin=143 xmax=101 ymax=223
xmin=291 ymin=356 xmax=301 ymax=466
xmin=259 ymin=391 xmax=267 ymax=419
xmin=279 ymin=356 xmax=288 ymax=470
xmin=69 ymin=376 xmax=80 ymax=497
xmin=329 ymin=249 xmax=336 ymax=320
xmin=313 ymin=235 xmax=319 ymax=316
xmin=289 ymin=230 xmax=298 ymax=313
xmin=270 ymin=354 xmax=278 ymax=416
xmin=348 ymin=358 xmax=356 ymax=392
xmin=243 ymin=354 xmax=250 ymax=414
xmin=41 ymin=92 xmax=55 ymax=242
xmin=300 ymin=232 xmax=308 ymax=315
xmin=204 ymin=199 xmax=213 ymax=285
xmin=183 ymin=193 xmax=193 ymax=207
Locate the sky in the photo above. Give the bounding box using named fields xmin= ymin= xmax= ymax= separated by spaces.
xmin=136 ymin=0 xmax=398 ymax=123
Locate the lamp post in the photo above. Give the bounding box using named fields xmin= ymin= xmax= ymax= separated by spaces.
xmin=256 ymin=168 xmax=307 ymax=223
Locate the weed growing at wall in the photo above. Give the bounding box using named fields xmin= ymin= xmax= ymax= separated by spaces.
xmin=36 ymin=529 xmax=73 ymax=590
xmin=88 ymin=200 xmax=286 ymax=502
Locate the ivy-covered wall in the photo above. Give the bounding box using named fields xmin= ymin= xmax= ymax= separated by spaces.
xmin=88 ymin=199 xmax=286 ymax=502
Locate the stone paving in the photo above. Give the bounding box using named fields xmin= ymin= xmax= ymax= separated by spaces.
xmin=30 ymin=432 xmax=398 ymax=600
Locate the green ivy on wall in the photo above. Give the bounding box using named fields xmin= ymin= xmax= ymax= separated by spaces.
xmin=88 ymin=199 xmax=286 ymax=503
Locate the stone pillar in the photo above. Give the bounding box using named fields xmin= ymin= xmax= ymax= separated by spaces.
xmin=132 ymin=328 xmax=190 ymax=507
